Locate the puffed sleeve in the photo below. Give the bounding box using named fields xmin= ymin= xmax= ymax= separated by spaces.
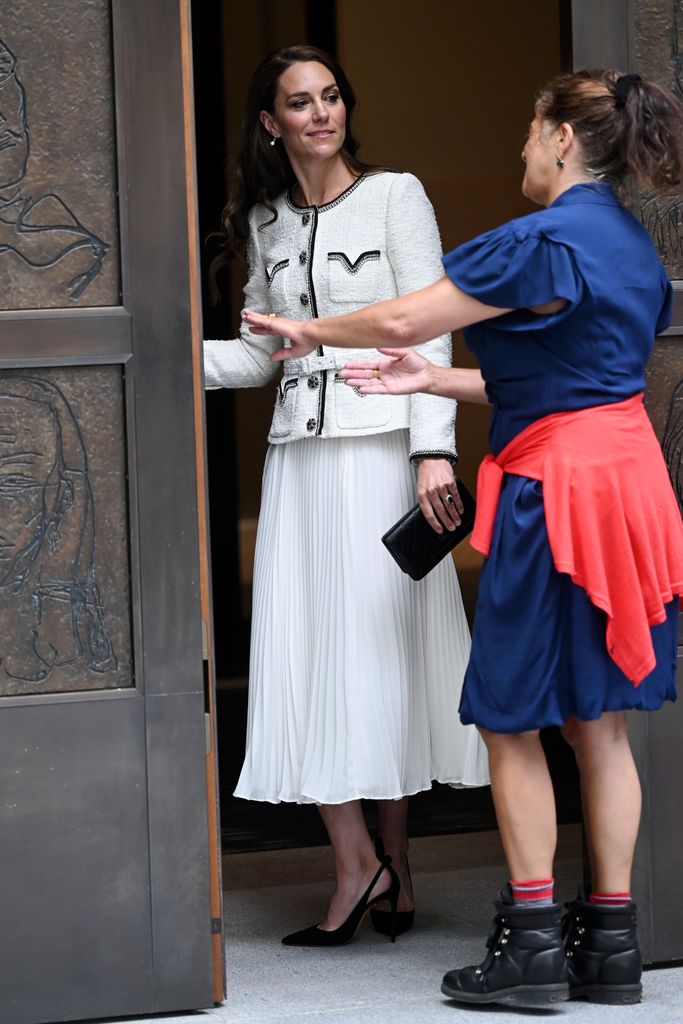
xmin=385 ymin=173 xmax=457 ymax=463
xmin=442 ymin=221 xmax=583 ymax=332
xmin=203 ymin=206 xmax=282 ymax=389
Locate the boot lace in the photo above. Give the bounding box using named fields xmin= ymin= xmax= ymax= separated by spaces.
xmin=561 ymin=905 xmax=585 ymax=959
xmin=473 ymin=913 xmax=512 ymax=977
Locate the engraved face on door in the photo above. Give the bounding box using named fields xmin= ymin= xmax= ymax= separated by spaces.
xmin=0 ymin=40 xmax=29 ymax=191
xmin=0 ymin=376 xmax=120 ymax=689
xmin=0 ymin=394 xmax=61 ymax=585
xmin=0 ymin=32 xmax=116 ymax=306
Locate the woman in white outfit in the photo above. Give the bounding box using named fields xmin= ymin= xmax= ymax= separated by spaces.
xmin=204 ymin=44 xmax=488 ymax=946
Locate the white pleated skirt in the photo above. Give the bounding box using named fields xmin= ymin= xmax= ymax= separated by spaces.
xmin=234 ymin=429 xmax=489 ymax=805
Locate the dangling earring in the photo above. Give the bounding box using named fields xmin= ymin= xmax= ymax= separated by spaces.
xmin=270 ymin=135 xmax=278 ymax=147
xmin=556 ymin=156 xmax=565 ymax=169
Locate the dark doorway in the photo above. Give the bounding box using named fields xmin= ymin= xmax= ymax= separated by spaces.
xmin=192 ymin=0 xmax=582 ymax=855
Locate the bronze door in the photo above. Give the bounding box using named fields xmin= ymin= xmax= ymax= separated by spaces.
xmin=0 ymin=2 xmax=223 ymax=1021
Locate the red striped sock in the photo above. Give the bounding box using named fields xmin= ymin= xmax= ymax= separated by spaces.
xmin=589 ymin=891 xmax=631 ymax=907
xmin=509 ymin=878 xmax=554 ymax=905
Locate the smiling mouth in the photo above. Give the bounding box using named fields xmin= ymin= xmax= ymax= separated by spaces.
xmin=307 ymin=130 xmax=334 ymax=137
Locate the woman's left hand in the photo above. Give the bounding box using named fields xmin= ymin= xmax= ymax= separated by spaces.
xmin=241 ymin=309 xmax=315 ymax=360
xmin=417 ymin=459 xmax=464 ymax=534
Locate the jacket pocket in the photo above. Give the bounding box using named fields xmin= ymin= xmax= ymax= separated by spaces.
xmin=270 ymin=377 xmax=298 ymax=437
xmin=332 ymin=373 xmax=391 ymax=430
xmin=266 ymin=257 xmax=290 ymax=308
xmin=327 ymin=250 xmax=380 ymax=304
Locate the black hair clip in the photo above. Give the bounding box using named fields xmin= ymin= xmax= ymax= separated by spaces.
xmin=614 ymin=73 xmax=642 ymax=107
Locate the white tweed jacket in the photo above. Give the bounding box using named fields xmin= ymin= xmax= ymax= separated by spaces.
xmin=204 ymin=171 xmax=457 ymax=462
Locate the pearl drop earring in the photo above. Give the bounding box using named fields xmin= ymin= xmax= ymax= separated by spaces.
xmin=270 ymin=136 xmax=278 ymax=147
xmin=556 ymin=156 xmax=565 ymax=169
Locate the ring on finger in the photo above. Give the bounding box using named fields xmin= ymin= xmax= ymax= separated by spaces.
xmin=372 ymin=368 xmax=380 ymax=379
xmin=444 ymin=494 xmax=455 ymax=505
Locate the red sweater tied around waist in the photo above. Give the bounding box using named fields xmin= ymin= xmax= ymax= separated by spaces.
xmin=471 ymin=394 xmax=683 ymax=685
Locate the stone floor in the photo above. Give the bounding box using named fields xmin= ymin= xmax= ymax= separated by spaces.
xmin=91 ymin=823 xmax=683 ymax=1024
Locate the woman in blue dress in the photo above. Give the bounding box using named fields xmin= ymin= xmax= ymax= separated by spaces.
xmin=243 ymin=70 xmax=683 ymax=1006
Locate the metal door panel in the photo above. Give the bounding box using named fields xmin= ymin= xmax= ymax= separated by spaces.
xmin=2 ymin=696 xmax=154 ymax=1024
xmin=570 ymin=0 xmax=631 ymax=69
xmin=629 ymin=663 xmax=683 ymax=962
xmin=145 ymin=692 xmax=214 ymax=1011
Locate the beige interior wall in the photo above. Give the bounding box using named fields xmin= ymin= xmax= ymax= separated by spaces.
xmin=221 ymin=2 xmax=562 ymax=592
xmin=336 ymin=0 xmax=561 ymax=494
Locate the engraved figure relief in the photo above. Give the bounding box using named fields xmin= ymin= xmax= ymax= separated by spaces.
xmin=662 ymin=377 xmax=683 ymax=512
xmin=637 ymin=1 xmax=683 ymax=271
xmin=0 ymin=377 xmax=116 ymax=684
xmin=673 ymin=0 xmax=683 ymax=99
xmin=640 ymin=192 xmax=683 ymax=264
xmin=0 ymin=39 xmax=108 ymax=300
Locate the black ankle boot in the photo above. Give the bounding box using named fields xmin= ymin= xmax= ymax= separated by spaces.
xmin=563 ymin=895 xmax=642 ymax=1003
xmin=441 ymin=887 xmax=569 ymax=1006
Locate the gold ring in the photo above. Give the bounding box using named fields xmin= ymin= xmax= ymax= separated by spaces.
xmin=267 ymin=313 xmax=277 ymax=319
xmin=373 ymin=368 xmax=380 ymax=379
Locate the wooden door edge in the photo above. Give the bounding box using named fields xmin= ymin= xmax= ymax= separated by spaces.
xmin=179 ymin=0 xmax=226 ymax=1002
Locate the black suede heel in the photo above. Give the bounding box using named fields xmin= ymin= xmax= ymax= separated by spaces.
xmin=371 ymin=836 xmax=415 ymax=936
xmin=281 ymin=856 xmax=401 ymax=947
xmin=370 ymin=904 xmax=415 ymax=937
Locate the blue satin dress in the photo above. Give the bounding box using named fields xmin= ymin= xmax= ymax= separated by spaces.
xmin=442 ymin=183 xmax=679 ymax=732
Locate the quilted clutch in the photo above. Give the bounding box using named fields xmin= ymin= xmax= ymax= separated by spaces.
xmin=381 ymin=478 xmax=476 ymax=581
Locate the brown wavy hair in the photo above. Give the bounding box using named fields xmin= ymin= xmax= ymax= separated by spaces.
xmin=534 ymin=69 xmax=683 ymax=199
xmin=208 ymin=45 xmax=385 ymax=300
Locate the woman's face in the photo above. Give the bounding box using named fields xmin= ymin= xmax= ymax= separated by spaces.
xmin=521 ymin=115 xmax=557 ymax=206
xmin=263 ymin=61 xmax=346 ymax=167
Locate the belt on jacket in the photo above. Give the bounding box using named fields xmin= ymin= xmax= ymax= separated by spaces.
xmin=283 ymin=353 xmax=351 ymax=375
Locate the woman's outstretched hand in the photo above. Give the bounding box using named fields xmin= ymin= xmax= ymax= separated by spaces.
xmin=339 ymin=347 xmax=433 ymax=395
xmin=241 ymin=309 xmax=316 ymax=360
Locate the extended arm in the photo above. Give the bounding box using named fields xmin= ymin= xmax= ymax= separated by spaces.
xmin=241 ymin=275 xmax=511 ymax=359
xmin=337 ymin=296 xmax=567 ymax=404
xmin=422 ymin=363 xmax=488 ymax=403
xmin=341 ymin=347 xmax=489 ymax=404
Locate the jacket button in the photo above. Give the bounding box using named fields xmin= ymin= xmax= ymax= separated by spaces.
xmin=300 ymin=293 xmax=309 ymax=306
xmin=308 ymin=375 xmax=319 ymax=388
xmin=302 ymin=213 xmax=310 ymax=226
xmin=299 ymin=251 xmax=307 ymax=264
xmin=306 ymin=418 xmax=316 ymax=431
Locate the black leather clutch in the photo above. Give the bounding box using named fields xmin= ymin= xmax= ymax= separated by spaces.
xmin=381 ymin=479 xmax=476 ymax=581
